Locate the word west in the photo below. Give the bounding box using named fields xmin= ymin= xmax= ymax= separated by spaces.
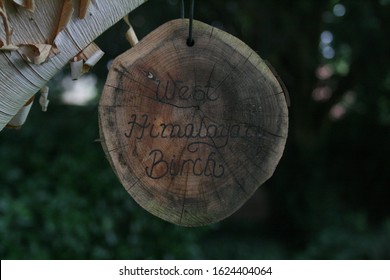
xmin=153 ymin=78 xmax=220 ymax=102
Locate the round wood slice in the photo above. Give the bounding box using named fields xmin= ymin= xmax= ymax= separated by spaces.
xmin=98 ymin=19 xmax=289 ymax=226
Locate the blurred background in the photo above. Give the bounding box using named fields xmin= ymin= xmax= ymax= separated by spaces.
xmin=1 ymin=0 xmax=389 ymax=259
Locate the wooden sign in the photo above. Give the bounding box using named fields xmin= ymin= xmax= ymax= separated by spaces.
xmin=99 ymin=19 xmax=289 ymax=226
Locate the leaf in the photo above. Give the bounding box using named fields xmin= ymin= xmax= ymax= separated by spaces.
xmin=50 ymin=0 xmax=74 ymax=44
xmin=19 ymin=44 xmax=52 ymax=64
xmin=12 ymin=0 xmax=35 ymax=12
xmin=79 ymin=0 xmax=91 ymax=19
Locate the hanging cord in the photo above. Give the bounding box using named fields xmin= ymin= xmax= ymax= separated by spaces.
xmin=187 ymin=0 xmax=195 ymax=46
xmin=180 ymin=0 xmax=185 ymax=18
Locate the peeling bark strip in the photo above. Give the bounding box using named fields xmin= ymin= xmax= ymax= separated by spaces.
xmin=19 ymin=43 xmax=52 ymax=64
xmin=123 ymin=15 xmax=138 ymax=47
xmin=12 ymin=0 xmax=35 ymax=12
xmin=70 ymin=42 xmax=104 ymax=79
xmin=49 ymin=0 xmax=74 ymax=44
xmin=0 ymin=0 xmax=13 ymax=48
xmin=6 ymin=95 xmax=35 ymax=128
xmin=0 ymin=0 xmax=147 ymax=131
xmin=99 ymin=19 xmax=289 ymax=226
xmin=78 ymin=0 xmax=91 ymax=19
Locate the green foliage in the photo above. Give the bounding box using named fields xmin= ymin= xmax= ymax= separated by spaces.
xmin=0 ymin=106 xmax=207 ymax=259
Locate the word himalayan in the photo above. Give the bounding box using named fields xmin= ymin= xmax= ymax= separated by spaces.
xmin=124 ymin=114 xmax=265 ymax=179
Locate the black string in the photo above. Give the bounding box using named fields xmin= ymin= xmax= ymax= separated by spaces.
xmin=180 ymin=0 xmax=184 ymax=18
xmin=187 ymin=0 xmax=195 ymax=46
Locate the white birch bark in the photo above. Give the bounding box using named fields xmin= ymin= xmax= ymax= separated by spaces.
xmin=0 ymin=0 xmax=147 ymax=131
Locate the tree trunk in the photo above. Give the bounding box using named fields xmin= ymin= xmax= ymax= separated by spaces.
xmin=99 ymin=19 xmax=289 ymax=226
xmin=0 ymin=0 xmax=147 ymax=131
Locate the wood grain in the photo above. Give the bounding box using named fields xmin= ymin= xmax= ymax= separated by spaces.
xmin=99 ymin=19 xmax=289 ymax=226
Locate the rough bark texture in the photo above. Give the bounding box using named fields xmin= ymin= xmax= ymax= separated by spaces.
xmin=0 ymin=0 xmax=147 ymax=131
xmin=99 ymin=19 xmax=289 ymax=226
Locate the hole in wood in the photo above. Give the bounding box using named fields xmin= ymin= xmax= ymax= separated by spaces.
xmin=186 ymin=38 xmax=195 ymax=47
